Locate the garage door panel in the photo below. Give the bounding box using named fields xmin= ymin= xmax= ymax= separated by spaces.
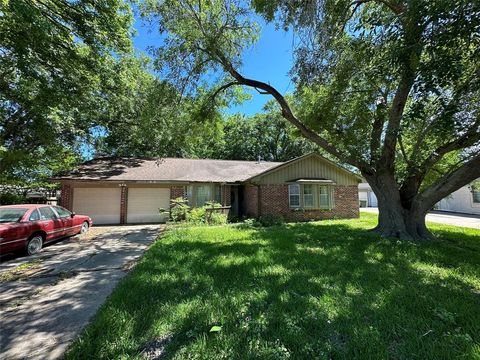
xmin=73 ymin=188 xmax=121 ymax=224
xmin=127 ymin=188 xmax=170 ymax=223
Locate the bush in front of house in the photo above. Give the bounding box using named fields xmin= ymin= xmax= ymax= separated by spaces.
xmin=0 ymin=193 xmax=28 ymax=205
xmin=161 ymin=198 xmax=228 ymax=225
xmin=257 ymin=214 xmax=284 ymax=227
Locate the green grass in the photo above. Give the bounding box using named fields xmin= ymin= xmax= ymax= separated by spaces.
xmin=66 ymin=213 xmax=480 ymax=360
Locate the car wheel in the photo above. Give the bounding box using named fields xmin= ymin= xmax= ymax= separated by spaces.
xmin=80 ymin=221 xmax=89 ymax=235
xmin=26 ymin=234 xmax=43 ymax=255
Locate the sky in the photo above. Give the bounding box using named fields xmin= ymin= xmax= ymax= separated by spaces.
xmin=131 ymin=15 xmax=295 ymax=116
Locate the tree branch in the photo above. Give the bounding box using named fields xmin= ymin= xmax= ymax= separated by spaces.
xmin=211 ymin=51 xmax=364 ymax=168
xmin=415 ymin=154 xmax=480 ymax=211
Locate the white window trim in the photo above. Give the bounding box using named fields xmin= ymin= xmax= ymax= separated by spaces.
xmin=288 ymin=184 xmax=301 ymax=208
xmin=289 ymin=183 xmax=335 ymax=210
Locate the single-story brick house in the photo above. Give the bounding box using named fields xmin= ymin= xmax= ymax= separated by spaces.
xmin=53 ymin=153 xmax=361 ymax=224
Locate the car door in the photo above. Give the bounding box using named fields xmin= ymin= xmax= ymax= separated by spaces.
xmin=38 ymin=206 xmax=64 ymax=241
xmin=53 ymin=206 xmax=76 ymax=236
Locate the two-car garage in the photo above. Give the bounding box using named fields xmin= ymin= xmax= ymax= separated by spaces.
xmin=72 ymin=186 xmax=170 ymax=225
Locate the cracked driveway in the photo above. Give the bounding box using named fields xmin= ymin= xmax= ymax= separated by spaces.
xmin=0 ymin=224 xmax=162 ymax=360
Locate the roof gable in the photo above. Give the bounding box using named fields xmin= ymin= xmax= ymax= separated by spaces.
xmin=247 ymin=153 xmax=362 ymax=185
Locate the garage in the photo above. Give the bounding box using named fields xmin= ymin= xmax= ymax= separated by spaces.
xmin=127 ymin=187 xmax=170 ymax=223
xmin=73 ymin=187 xmax=121 ymax=224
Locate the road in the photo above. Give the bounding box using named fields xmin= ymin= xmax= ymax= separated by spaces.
xmin=361 ymin=208 xmax=480 ymax=229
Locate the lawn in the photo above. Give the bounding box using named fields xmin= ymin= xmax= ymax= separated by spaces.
xmin=66 ymin=213 xmax=480 ymax=360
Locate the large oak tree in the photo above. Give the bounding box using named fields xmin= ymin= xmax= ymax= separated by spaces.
xmin=143 ymin=0 xmax=480 ymax=239
xmin=0 ymin=0 xmax=133 ymax=184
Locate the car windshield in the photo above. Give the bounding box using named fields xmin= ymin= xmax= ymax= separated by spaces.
xmin=0 ymin=208 xmax=28 ymax=223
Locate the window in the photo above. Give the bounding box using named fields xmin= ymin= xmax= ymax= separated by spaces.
xmin=289 ymin=184 xmax=300 ymax=207
xmin=319 ymin=186 xmax=330 ymax=209
xmin=215 ymin=185 xmax=222 ymax=203
xmin=186 ymin=186 xmax=193 ymax=205
xmin=0 ymin=208 xmax=27 ymax=223
xmin=473 ymin=189 xmax=480 ymax=204
xmin=303 ymin=185 xmax=315 ymax=208
xmin=195 ymin=185 xmax=211 ymax=206
xmin=185 ymin=184 xmax=223 ymax=207
xmin=38 ymin=207 xmax=57 ymax=220
xmin=288 ymin=184 xmax=334 ymax=209
xmin=29 ymin=209 xmax=40 ymax=222
xmin=53 ymin=206 xmax=71 ymax=218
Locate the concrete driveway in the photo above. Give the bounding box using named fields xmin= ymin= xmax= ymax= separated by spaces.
xmin=0 ymin=224 xmax=162 ymax=360
xmin=361 ymin=208 xmax=480 ymax=229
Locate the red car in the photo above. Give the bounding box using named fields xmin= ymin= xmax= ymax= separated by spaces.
xmin=0 ymin=204 xmax=92 ymax=256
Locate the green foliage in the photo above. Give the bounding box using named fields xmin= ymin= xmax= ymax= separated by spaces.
xmin=0 ymin=193 xmax=27 ymax=205
xmin=0 ymin=0 xmax=134 ymax=182
xmin=65 ymin=213 xmax=480 ymax=359
xmin=186 ymin=207 xmax=207 ymax=225
xmin=163 ymin=197 xmax=190 ymax=222
xmin=216 ymin=101 xmax=317 ymax=161
xmin=257 ymin=214 xmax=284 ymax=227
xmin=207 ymin=211 xmax=228 ymax=225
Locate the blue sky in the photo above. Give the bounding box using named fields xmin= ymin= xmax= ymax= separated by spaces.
xmin=132 ymin=16 xmax=295 ymax=115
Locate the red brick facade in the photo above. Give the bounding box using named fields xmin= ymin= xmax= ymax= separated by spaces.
xmin=120 ymin=185 xmax=128 ymax=224
xmin=248 ymin=184 xmax=358 ymax=221
xmin=170 ymin=186 xmax=184 ymax=200
xmin=59 ymin=183 xmax=73 ymax=210
xmin=221 ymin=185 xmax=232 ymax=206
xmin=244 ymin=184 xmax=259 ymax=217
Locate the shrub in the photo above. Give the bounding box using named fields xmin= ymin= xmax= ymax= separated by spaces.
xmin=160 ymin=197 xmax=189 ymax=222
xmin=258 ymin=214 xmax=284 ymax=227
xmin=0 ymin=193 xmax=27 ymax=205
xmin=187 ymin=207 xmax=206 ymax=225
xmin=208 ymin=211 xmax=228 ymax=225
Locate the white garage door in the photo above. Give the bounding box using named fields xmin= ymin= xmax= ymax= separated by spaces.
xmin=127 ymin=188 xmax=170 ymax=223
xmin=73 ymin=187 xmax=121 ymax=224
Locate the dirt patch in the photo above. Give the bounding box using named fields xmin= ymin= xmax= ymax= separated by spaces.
xmin=140 ymin=335 xmax=172 ymax=360
xmin=0 ymin=260 xmax=44 ymax=283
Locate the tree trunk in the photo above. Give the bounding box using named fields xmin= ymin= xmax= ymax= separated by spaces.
xmin=364 ymin=173 xmax=432 ymax=240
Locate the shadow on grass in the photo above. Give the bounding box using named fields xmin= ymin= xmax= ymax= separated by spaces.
xmin=65 ymin=220 xmax=480 ymax=360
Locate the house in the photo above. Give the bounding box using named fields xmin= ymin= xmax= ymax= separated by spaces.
xmin=53 ymin=153 xmax=361 ymax=224
xmin=358 ymin=182 xmax=378 ymax=208
xmin=358 ymin=180 xmax=480 ymax=215
xmin=435 ymin=179 xmax=480 ymax=215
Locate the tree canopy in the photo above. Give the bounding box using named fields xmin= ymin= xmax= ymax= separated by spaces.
xmin=0 ymin=0 xmax=133 ymax=184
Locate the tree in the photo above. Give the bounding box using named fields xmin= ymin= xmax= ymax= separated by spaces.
xmin=94 ymin=74 xmax=226 ymax=159
xmin=219 ymin=103 xmax=316 ymax=162
xmin=142 ymin=0 xmax=480 ymax=239
xmin=0 ymin=0 xmax=133 ymax=183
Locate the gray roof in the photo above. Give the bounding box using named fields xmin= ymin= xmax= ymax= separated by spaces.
xmin=54 ymin=157 xmax=283 ymax=183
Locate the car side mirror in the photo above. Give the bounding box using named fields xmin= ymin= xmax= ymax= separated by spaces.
xmin=70 ymin=212 xmax=76 ymax=218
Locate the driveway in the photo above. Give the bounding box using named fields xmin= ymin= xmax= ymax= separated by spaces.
xmin=0 ymin=224 xmax=162 ymax=360
xmin=361 ymin=208 xmax=480 ymax=229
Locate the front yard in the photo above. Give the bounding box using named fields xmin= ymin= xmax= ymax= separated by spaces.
xmin=66 ymin=213 xmax=480 ymax=359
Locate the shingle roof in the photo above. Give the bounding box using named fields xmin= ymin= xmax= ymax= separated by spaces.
xmin=53 ymin=157 xmax=283 ymax=183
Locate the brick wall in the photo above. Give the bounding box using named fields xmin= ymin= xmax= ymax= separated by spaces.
xmin=257 ymin=184 xmax=359 ymax=221
xmin=221 ymin=185 xmax=232 ymax=206
xmin=170 ymin=186 xmax=184 ymax=200
xmin=244 ymin=184 xmax=259 ymax=217
xmin=59 ymin=183 xmax=73 ymax=210
xmin=120 ymin=186 xmax=128 ymax=224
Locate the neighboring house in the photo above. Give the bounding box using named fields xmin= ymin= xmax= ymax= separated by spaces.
xmin=358 ymin=180 xmax=480 ymax=215
xmin=53 ymin=153 xmax=361 ymax=225
xmin=435 ymin=180 xmax=480 ymax=215
xmin=358 ymin=183 xmax=378 ymax=208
